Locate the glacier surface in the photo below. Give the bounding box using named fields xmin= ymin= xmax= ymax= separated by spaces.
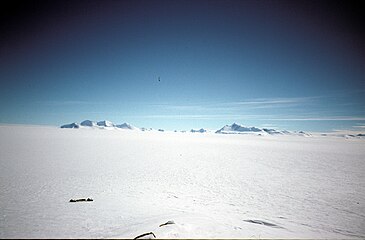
xmin=0 ymin=125 xmax=364 ymax=238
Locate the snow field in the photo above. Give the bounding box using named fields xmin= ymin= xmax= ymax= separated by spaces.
xmin=0 ymin=125 xmax=364 ymax=238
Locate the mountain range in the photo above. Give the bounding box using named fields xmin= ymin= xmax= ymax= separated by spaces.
xmin=59 ymin=121 xmax=365 ymax=138
xmin=61 ymin=121 xmax=309 ymax=136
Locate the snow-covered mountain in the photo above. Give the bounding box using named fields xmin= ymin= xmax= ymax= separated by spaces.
xmin=215 ymin=123 xmax=308 ymax=136
xmin=61 ymin=120 xmax=138 ymax=130
xmin=97 ymin=120 xmax=115 ymax=127
xmin=216 ymin=123 xmax=265 ymax=134
xmin=116 ymin=122 xmax=138 ymax=130
xmin=80 ymin=120 xmax=97 ymax=127
xmin=216 ymin=123 xmax=262 ymax=134
xmin=60 ymin=121 xmax=314 ymax=136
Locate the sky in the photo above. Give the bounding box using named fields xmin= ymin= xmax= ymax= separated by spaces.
xmin=0 ymin=0 xmax=364 ymax=132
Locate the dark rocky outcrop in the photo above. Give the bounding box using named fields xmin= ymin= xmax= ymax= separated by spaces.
xmin=159 ymin=220 xmax=175 ymax=227
xmin=61 ymin=122 xmax=80 ymax=129
xmin=134 ymin=232 xmax=156 ymax=239
xmin=69 ymin=198 xmax=93 ymax=202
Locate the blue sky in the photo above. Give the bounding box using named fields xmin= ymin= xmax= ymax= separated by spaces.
xmin=0 ymin=0 xmax=364 ymax=132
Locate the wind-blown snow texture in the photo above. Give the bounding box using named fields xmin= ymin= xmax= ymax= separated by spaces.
xmin=0 ymin=125 xmax=364 ymax=238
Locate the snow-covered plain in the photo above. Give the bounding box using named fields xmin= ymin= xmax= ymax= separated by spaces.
xmin=0 ymin=125 xmax=364 ymax=238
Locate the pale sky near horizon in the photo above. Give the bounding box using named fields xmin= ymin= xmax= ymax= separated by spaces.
xmin=0 ymin=0 xmax=364 ymax=132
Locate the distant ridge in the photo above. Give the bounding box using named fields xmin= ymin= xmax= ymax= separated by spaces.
xmin=61 ymin=122 xmax=80 ymax=129
xmin=216 ymin=123 xmax=261 ymax=134
xmin=190 ymin=128 xmax=207 ymax=133
xmin=215 ymin=123 xmax=309 ymax=136
xmin=80 ymin=120 xmax=97 ymax=127
xmin=116 ymin=122 xmax=138 ymax=130
xmin=61 ymin=120 xmax=138 ymax=130
xmin=97 ymin=120 xmax=115 ymax=127
xmin=60 ymin=121 xmax=312 ymax=136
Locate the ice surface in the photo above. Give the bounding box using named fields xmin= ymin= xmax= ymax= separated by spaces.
xmin=0 ymin=125 xmax=364 ymax=238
